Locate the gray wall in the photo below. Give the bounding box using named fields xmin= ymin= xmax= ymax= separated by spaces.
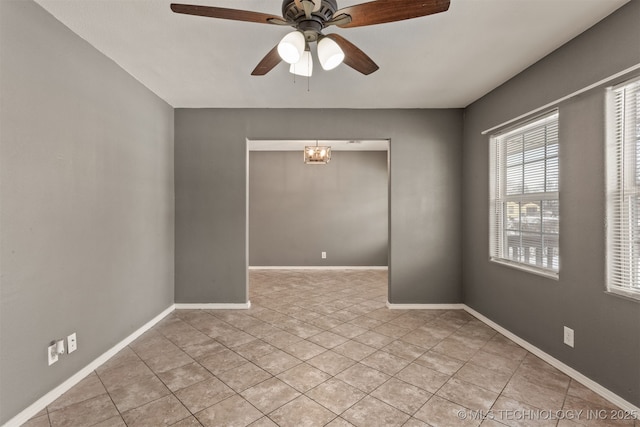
xmin=249 ymin=150 xmax=388 ymax=267
xmin=0 ymin=1 xmax=175 ymax=423
xmin=462 ymin=0 xmax=640 ymax=407
xmin=175 ymin=109 xmax=462 ymax=304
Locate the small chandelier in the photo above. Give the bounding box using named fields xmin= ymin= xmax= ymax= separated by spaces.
xmin=304 ymin=141 xmax=331 ymax=164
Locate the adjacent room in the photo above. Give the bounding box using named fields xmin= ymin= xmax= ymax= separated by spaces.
xmin=1 ymin=0 xmax=639 ymax=426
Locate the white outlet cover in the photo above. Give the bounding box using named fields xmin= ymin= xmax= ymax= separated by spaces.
xmin=48 ymin=343 xmax=58 ymax=366
xmin=67 ymin=333 xmax=77 ymax=353
xmin=563 ymin=326 xmax=574 ymax=348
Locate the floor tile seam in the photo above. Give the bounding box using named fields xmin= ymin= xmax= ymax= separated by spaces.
xmin=114 ymin=383 xmax=175 ymax=417
xmin=277 ymin=341 xmax=324 ymax=361
xmin=264 ymin=402 xmax=340 ymax=427
xmin=115 ymin=393 xmax=194 ymax=427
xmin=87 ymin=413 xmax=126 ymax=427
xmin=44 ymin=390 xmax=109 ymax=424
xmin=339 ymin=392 xmax=400 ymax=421
xmin=507 ymin=363 xmax=573 ymax=404
xmin=127 ymin=330 xmax=191 ymax=362
xmin=299 ymin=378 xmax=367 ymax=418
xmin=45 ymin=405 xmax=53 ymax=427
xmin=517 ymin=369 xmax=573 ymax=399
xmin=215 ymin=360 xmax=277 ymax=393
xmin=186 ymin=333 xmax=256 ymax=377
xmin=400 ymin=356 xmax=470 ymax=411
xmin=47 ymin=390 xmax=116 ymax=421
xmin=169 ymin=414 xmax=204 ymax=427
xmin=458 ymin=360 xmax=518 ymax=395
xmin=155 ymin=327 xmax=212 ymax=357
xmin=436 ymin=373 xmax=504 ymax=407
xmin=95 ymin=352 xmax=154 ymax=390
xmin=367 ymin=374 xmax=429 ymax=418
xmin=487 ymin=348 xmax=561 ymax=416
xmin=43 ymin=373 xmax=105 ymax=416
xmin=418 ymin=392 xmax=495 ymax=424
xmin=127 ymin=343 xmax=196 ymax=381
xmin=308 ymin=351 xmax=357 ymax=377
xmin=485 ymin=392 xmax=561 ymax=427
xmin=239 ymin=377 xmax=303 ymax=417
xmin=191 ymin=393 xmax=262 ymax=424
xmin=171 ymin=376 xmax=227 ymax=416
xmin=564 ymin=385 xmax=630 ymax=413
xmin=119 ymin=343 xmax=197 ymax=411
xmin=379 ymin=341 xmax=427 ymax=363
xmin=435 ymin=325 xmax=493 ymax=365
xmin=89 ymin=371 xmax=126 ymax=426
xmin=487 ymin=343 xmax=528 ymax=396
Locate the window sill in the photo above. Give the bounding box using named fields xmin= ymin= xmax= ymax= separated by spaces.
xmin=605 ymin=288 xmax=640 ymax=303
xmin=490 ymin=258 xmax=559 ymax=280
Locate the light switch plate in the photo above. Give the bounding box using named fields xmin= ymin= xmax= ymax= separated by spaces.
xmin=563 ymin=326 xmax=574 ymax=348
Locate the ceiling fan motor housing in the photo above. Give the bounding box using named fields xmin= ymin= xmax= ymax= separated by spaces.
xmin=282 ymin=0 xmax=338 ymax=41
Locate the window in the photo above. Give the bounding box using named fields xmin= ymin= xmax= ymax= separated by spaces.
xmin=490 ymin=111 xmax=560 ymax=277
xmin=606 ymin=77 xmax=640 ymax=300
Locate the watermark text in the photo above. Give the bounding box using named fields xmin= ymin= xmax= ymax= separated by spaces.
xmin=456 ymin=409 xmax=638 ymax=422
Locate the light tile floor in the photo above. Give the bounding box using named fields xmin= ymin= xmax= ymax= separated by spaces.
xmin=24 ymin=269 xmax=638 ymax=427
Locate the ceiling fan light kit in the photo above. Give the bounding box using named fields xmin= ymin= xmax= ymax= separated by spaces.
xmin=170 ymin=0 xmax=451 ymax=76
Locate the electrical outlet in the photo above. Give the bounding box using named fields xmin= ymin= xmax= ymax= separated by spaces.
xmin=321 ymin=251 xmax=327 ymax=259
xmin=67 ymin=333 xmax=77 ymax=354
xmin=564 ymin=326 xmax=574 ymax=348
xmin=48 ymin=343 xmax=58 ymax=366
xmin=56 ymin=339 xmax=65 ymax=355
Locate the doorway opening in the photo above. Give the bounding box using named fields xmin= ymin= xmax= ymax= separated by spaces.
xmin=245 ymin=139 xmax=391 ymax=303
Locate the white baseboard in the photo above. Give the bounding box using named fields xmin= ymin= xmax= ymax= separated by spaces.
xmin=249 ymin=266 xmax=388 ymax=270
xmin=4 ymin=305 xmax=175 ymax=427
xmin=386 ymin=302 xmax=465 ymax=310
xmin=463 ymin=305 xmax=640 ymax=415
xmin=174 ymin=302 xmax=251 ymax=310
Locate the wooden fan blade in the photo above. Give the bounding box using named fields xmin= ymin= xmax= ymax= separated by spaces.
xmin=251 ymin=45 xmax=282 ymax=76
xmin=325 ymin=33 xmax=378 ymax=75
xmin=334 ymin=0 xmax=450 ymax=28
xmin=170 ymin=3 xmax=287 ymax=25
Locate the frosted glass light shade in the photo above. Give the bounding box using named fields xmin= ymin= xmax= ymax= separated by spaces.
xmin=277 ymin=31 xmax=305 ymax=64
xmin=289 ymin=50 xmax=313 ymax=77
xmin=318 ymin=37 xmax=344 ymax=70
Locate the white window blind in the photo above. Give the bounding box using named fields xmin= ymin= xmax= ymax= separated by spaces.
xmin=606 ymin=77 xmax=640 ymax=300
xmin=490 ymin=111 xmax=560 ymax=277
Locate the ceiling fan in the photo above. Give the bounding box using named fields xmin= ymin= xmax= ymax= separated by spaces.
xmin=170 ymin=0 xmax=450 ymax=76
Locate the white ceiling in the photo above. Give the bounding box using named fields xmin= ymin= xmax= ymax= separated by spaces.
xmin=34 ymin=0 xmax=628 ymax=109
